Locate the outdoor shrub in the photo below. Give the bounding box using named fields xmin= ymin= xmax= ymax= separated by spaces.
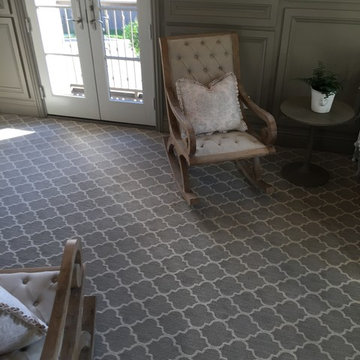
xmin=124 ymin=20 xmax=140 ymax=56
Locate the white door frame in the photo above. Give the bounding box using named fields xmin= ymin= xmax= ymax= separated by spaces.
xmin=25 ymin=0 xmax=157 ymax=126
xmin=88 ymin=0 xmax=156 ymax=125
xmin=25 ymin=0 xmax=100 ymax=119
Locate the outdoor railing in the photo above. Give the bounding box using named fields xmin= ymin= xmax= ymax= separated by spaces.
xmin=100 ymin=2 xmax=143 ymax=101
xmin=56 ymin=0 xmax=143 ymax=101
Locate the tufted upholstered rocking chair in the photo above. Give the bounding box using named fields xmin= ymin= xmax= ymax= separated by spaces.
xmin=0 ymin=239 xmax=95 ymax=359
xmin=159 ymin=32 xmax=277 ymax=205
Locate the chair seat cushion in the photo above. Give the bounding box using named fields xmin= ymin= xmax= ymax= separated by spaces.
xmin=193 ymin=131 xmax=270 ymax=163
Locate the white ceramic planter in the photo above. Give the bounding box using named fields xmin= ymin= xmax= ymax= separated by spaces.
xmin=311 ymin=88 xmax=335 ymax=113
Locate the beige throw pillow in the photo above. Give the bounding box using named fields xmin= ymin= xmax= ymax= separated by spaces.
xmin=176 ymin=72 xmax=247 ymax=135
xmin=0 ymin=286 xmax=47 ymax=355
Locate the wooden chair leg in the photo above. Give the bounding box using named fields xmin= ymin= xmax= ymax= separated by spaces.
xmin=163 ymin=136 xmax=198 ymax=205
xmin=236 ymin=157 xmax=273 ymax=194
xmin=79 ymin=296 xmax=96 ymax=360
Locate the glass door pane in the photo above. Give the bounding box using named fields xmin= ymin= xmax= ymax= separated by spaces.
xmin=88 ymin=0 xmax=156 ymax=125
xmin=26 ymin=0 xmax=155 ymax=124
xmin=100 ymin=2 xmax=143 ymax=102
xmin=26 ymin=0 xmax=100 ymax=119
xmin=35 ymin=1 xmax=84 ymax=97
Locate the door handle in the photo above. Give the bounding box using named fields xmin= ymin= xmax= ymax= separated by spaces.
xmin=70 ymin=17 xmax=83 ymax=28
xmin=88 ymin=0 xmax=102 ymax=30
xmin=71 ymin=0 xmax=84 ymax=29
xmin=90 ymin=17 xmax=103 ymax=28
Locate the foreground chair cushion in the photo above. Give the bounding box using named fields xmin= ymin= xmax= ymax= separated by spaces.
xmin=0 ymin=286 xmax=47 ymax=355
xmin=0 ymin=240 xmax=95 ymax=359
xmin=0 ymin=271 xmax=58 ymax=325
xmin=0 ymin=339 xmax=44 ymax=360
xmin=176 ymin=72 xmax=247 ymax=135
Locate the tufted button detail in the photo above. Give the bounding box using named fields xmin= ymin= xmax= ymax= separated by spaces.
xmin=218 ymin=66 xmax=223 ymax=71
xmin=203 ymin=67 xmax=208 ymax=73
xmin=224 ymin=51 xmax=229 ymax=56
xmin=218 ymin=142 xmax=222 ymax=146
xmin=194 ymin=54 xmax=199 ymax=59
xmin=187 ymin=68 xmax=192 ymax=74
xmin=22 ymin=278 xmax=29 ymax=285
xmin=200 ymin=40 xmax=205 ymax=45
xmin=184 ymin=41 xmax=189 ymax=46
xmin=177 ymin=55 xmax=182 ymax=60
xmin=209 ymin=53 xmax=214 ymax=58
xmin=33 ymin=300 xmax=39 ymax=307
xmin=51 ymin=276 xmax=58 ymax=283
xmin=216 ymin=39 xmax=221 ymax=44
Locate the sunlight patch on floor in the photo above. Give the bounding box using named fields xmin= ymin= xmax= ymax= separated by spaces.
xmin=0 ymin=128 xmax=35 ymax=141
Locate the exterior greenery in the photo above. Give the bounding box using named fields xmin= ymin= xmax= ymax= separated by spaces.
xmin=124 ymin=21 xmax=140 ymax=56
xmin=104 ymin=21 xmax=139 ymax=56
xmin=301 ymin=62 xmax=342 ymax=98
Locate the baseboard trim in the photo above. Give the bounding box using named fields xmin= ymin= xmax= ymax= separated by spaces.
xmin=0 ymin=100 xmax=39 ymax=117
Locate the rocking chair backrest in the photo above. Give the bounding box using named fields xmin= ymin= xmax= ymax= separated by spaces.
xmin=160 ymin=33 xmax=241 ymax=92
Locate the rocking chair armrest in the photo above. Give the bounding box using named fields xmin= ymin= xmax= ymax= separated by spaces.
xmin=238 ymin=83 xmax=277 ymax=145
xmin=41 ymin=239 xmax=84 ymax=360
xmin=166 ymin=90 xmax=197 ymax=156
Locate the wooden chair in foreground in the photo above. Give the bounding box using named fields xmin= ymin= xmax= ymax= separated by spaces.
xmin=0 ymin=239 xmax=96 ymax=359
xmin=159 ymin=32 xmax=277 ymax=205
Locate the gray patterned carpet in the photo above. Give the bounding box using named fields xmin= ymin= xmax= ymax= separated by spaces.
xmin=0 ymin=113 xmax=360 ymax=360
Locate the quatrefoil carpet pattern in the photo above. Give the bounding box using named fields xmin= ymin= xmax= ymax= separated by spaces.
xmin=0 ymin=113 xmax=359 ymax=360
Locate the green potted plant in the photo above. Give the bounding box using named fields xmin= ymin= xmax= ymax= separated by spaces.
xmin=301 ymin=61 xmax=343 ymax=113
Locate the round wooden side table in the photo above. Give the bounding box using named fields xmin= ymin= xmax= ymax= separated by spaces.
xmin=280 ymin=96 xmax=355 ymax=187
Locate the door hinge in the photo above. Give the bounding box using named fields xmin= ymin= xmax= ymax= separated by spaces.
xmin=25 ymin=17 xmax=32 ymax=33
xmin=149 ymin=23 xmax=153 ymax=40
xmin=39 ymin=85 xmax=45 ymax=100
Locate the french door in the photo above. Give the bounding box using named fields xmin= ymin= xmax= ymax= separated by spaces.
xmin=25 ymin=0 xmax=156 ymax=126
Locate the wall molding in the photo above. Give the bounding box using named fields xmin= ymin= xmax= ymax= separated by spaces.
xmin=0 ymin=0 xmax=10 ymax=15
xmin=249 ymin=114 xmax=358 ymax=154
xmin=273 ymin=9 xmax=360 ymax=124
xmin=164 ymin=0 xmax=278 ymax=27
xmin=164 ymin=25 xmax=275 ymax=107
xmin=285 ymin=0 xmax=360 ymax=4
xmin=156 ymin=3 xmax=360 ymax=152
xmin=276 ymin=124 xmax=357 ymax=155
xmin=274 ymin=8 xmax=360 ymax=99
xmin=13 ymin=0 xmax=45 ymax=117
xmin=152 ymin=0 xmax=165 ymax=131
xmin=0 ymin=98 xmax=39 ymax=116
xmin=0 ymin=18 xmax=29 ymax=99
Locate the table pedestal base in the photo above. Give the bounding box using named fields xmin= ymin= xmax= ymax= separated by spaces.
xmin=281 ymin=161 xmax=329 ymax=187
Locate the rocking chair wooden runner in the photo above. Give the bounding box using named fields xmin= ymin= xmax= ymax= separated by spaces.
xmin=0 ymin=239 xmax=96 ymax=359
xmin=159 ymin=32 xmax=277 ymax=205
